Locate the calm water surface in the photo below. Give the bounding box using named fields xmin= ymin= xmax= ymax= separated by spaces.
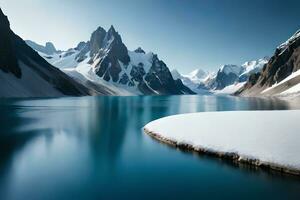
xmin=0 ymin=95 xmax=300 ymax=200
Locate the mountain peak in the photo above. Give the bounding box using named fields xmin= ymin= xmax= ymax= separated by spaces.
xmin=0 ymin=8 xmax=21 ymax=78
xmin=188 ymin=69 xmax=207 ymax=80
xmin=219 ymin=64 xmax=243 ymax=75
xmin=108 ymin=25 xmax=116 ymax=33
xmin=45 ymin=42 xmax=57 ymax=53
xmin=134 ymin=47 xmax=145 ymax=54
xmin=0 ymin=8 xmax=9 ymax=28
xmin=106 ymin=25 xmax=120 ymax=41
xmin=90 ymin=26 xmax=107 ymax=56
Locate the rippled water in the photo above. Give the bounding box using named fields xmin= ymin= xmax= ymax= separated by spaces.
xmin=0 ymin=95 xmax=300 ymax=200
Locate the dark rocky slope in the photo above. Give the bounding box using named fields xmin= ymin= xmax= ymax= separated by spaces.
xmin=237 ymin=30 xmax=300 ymax=96
xmin=0 ymin=8 xmax=91 ymax=97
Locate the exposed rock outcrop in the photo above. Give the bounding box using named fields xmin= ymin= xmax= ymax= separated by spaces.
xmin=237 ymin=30 xmax=300 ymax=96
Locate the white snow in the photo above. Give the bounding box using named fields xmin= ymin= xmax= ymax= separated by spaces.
xmin=128 ymin=51 xmax=153 ymax=73
xmin=38 ymin=50 xmax=80 ymax=69
xmin=219 ymin=64 xmax=243 ymax=75
xmin=240 ymin=58 xmax=268 ymax=77
xmin=277 ymin=29 xmax=300 ymax=55
xmin=281 ymin=83 xmax=300 ymax=95
xmin=262 ymin=69 xmax=300 ymax=94
xmin=187 ymin=69 xmax=208 ymax=80
xmin=214 ymin=82 xmax=246 ymax=94
xmin=144 ymin=110 xmax=300 ymax=171
xmin=61 ymin=56 xmax=139 ymax=96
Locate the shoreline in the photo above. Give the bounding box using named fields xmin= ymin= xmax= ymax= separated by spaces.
xmin=144 ymin=127 xmax=300 ymax=176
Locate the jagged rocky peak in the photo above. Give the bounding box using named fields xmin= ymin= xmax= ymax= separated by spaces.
xmin=88 ymin=25 xmax=129 ymax=64
xmin=89 ymin=26 xmax=107 ymax=57
xmin=89 ymin=25 xmax=130 ymax=82
xmin=134 ymin=47 xmax=145 ymax=54
xmin=0 ymin=8 xmax=21 ymax=78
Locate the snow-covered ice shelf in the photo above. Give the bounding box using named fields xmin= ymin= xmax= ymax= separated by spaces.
xmin=144 ymin=111 xmax=300 ymax=175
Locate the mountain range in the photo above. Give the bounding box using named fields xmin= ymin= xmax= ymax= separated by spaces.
xmin=1 ymin=7 xmax=300 ymax=98
xmin=171 ymin=57 xmax=269 ymax=94
xmin=26 ymin=26 xmax=193 ymax=96
xmin=172 ymin=29 xmax=300 ymax=97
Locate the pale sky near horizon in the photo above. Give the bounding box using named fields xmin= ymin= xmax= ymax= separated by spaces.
xmin=1 ymin=0 xmax=300 ymax=73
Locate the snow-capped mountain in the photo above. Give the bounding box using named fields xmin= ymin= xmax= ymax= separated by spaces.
xmin=28 ymin=26 xmax=193 ymax=95
xmin=0 ymin=8 xmax=90 ymax=98
xmin=239 ymin=57 xmax=269 ymax=82
xmin=172 ymin=57 xmax=269 ymax=94
xmin=171 ymin=69 xmax=212 ymax=94
xmin=238 ymin=29 xmax=300 ymax=96
xmin=208 ymin=64 xmax=244 ymax=90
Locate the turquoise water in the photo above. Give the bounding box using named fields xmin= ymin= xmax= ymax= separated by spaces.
xmin=0 ymin=95 xmax=299 ymax=200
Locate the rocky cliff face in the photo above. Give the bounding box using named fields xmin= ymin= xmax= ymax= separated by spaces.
xmin=0 ymin=9 xmax=21 ymax=78
xmin=92 ymin=26 xmax=130 ymax=82
xmin=237 ymin=30 xmax=300 ymax=96
xmin=0 ymin=8 xmax=90 ymax=97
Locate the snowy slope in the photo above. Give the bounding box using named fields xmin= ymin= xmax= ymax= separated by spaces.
xmin=219 ymin=64 xmax=243 ymax=76
xmin=261 ymin=69 xmax=300 ymax=96
xmin=277 ymin=29 xmax=300 ymax=55
xmin=213 ymin=82 xmax=246 ymax=94
xmin=239 ymin=57 xmax=269 ymax=81
xmin=144 ymin=110 xmax=300 ymax=175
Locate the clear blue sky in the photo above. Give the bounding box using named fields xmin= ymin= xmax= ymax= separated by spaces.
xmin=1 ymin=0 xmax=300 ymax=73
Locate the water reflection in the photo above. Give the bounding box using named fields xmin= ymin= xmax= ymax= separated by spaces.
xmin=0 ymin=95 xmax=299 ymax=200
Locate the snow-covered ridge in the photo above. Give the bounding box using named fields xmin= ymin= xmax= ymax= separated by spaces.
xmin=240 ymin=57 xmax=269 ymax=77
xmin=277 ymin=29 xmax=300 ymax=54
xmin=219 ymin=64 xmax=243 ymax=75
xmin=144 ymin=111 xmax=300 ymax=175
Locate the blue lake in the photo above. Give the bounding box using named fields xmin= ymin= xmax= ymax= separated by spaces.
xmin=0 ymin=95 xmax=300 ymax=200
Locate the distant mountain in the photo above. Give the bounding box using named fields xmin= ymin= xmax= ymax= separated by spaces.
xmin=237 ymin=30 xmax=300 ymax=96
xmin=25 ymin=40 xmax=60 ymax=55
xmin=208 ymin=64 xmax=244 ymax=90
xmin=171 ymin=69 xmax=211 ymax=94
xmin=28 ymin=26 xmax=193 ymax=95
xmin=172 ymin=58 xmax=269 ymax=94
xmin=0 ymin=8 xmax=90 ymax=98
